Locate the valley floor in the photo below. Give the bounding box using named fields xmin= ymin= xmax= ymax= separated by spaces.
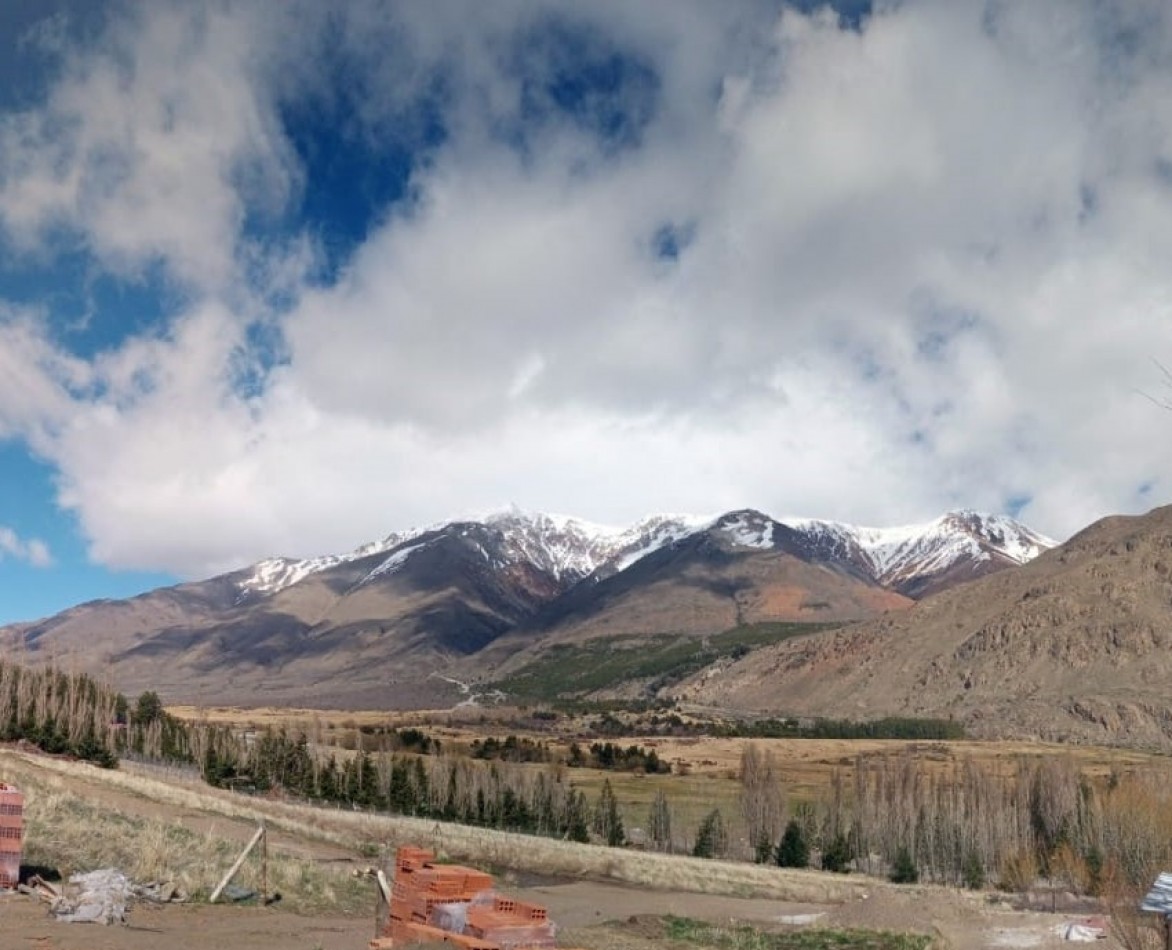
xmin=0 ymin=749 xmax=1109 ymax=950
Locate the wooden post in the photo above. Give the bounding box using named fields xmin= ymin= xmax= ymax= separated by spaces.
xmin=261 ymin=819 xmax=267 ymax=904
xmin=209 ymin=824 xmax=266 ymax=903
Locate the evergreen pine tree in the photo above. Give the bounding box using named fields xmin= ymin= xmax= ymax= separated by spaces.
xmin=412 ymin=757 xmax=430 ymax=816
xmin=593 ymin=779 xmax=625 ymax=846
xmin=890 ymin=845 xmax=919 ymax=884
xmin=962 ymin=849 xmax=985 ymax=890
xmin=318 ymin=755 xmax=340 ymax=801
xmin=776 ymin=819 xmax=809 ymax=868
xmin=564 ymin=790 xmax=590 ymax=843
xmin=692 ymin=809 xmax=727 ymax=859
xmin=389 ymin=757 xmax=414 ymax=813
xmin=821 ymin=832 xmax=853 ymax=873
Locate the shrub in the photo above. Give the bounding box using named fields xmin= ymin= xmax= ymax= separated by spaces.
xmin=1083 ymin=846 xmax=1104 ymax=896
xmin=890 ymin=845 xmax=919 ymax=884
xmin=776 ymin=819 xmax=809 ymax=869
xmin=821 ymin=833 xmax=852 ymax=873
xmin=999 ymin=848 xmax=1038 ymax=893
xmin=693 ymin=809 xmax=728 ymax=859
xmin=962 ymin=850 xmax=986 ymax=890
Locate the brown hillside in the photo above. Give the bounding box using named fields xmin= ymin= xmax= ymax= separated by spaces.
xmin=476 ymin=530 xmax=912 ymax=675
xmin=681 ymin=504 xmax=1172 ymax=749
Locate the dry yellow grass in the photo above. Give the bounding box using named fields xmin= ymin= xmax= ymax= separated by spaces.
xmin=1 ymin=753 xmax=369 ymax=914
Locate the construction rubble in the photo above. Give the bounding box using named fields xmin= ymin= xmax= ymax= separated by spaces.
xmin=19 ymin=868 xmax=188 ymax=924
xmin=371 ymin=845 xmax=583 ymax=950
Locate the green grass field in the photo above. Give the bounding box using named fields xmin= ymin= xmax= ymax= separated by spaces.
xmin=495 ymin=621 xmax=836 ymax=702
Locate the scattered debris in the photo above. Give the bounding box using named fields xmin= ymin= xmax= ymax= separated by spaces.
xmin=25 ymin=868 xmax=188 ymax=925
xmin=1052 ymin=917 xmax=1107 ymax=942
xmin=52 ymin=869 xmax=133 ymax=925
xmin=135 ymin=879 xmax=188 ymax=904
xmin=220 ymin=883 xmax=257 ymax=903
xmin=18 ymin=874 xmax=60 ymax=903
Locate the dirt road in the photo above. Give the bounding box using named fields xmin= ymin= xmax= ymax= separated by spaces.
xmin=0 ymin=876 xmax=1095 ymax=950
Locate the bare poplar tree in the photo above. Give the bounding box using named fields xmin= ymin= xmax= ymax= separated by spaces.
xmin=648 ymin=789 xmax=673 ymax=853
xmin=740 ymin=743 xmax=785 ymax=862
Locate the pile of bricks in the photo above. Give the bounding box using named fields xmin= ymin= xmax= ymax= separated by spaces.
xmin=0 ymin=782 xmax=21 ymax=890
xmin=0 ymin=783 xmax=22 ymax=890
xmin=370 ymin=846 xmax=576 ymax=950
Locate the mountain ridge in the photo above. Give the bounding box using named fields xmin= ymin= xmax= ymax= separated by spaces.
xmin=231 ymin=506 xmax=1053 ymax=603
xmin=0 ymin=505 xmax=1053 ymax=709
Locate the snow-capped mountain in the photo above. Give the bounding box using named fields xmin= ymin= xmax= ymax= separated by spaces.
xmin=0 ymin=501 xmax=1058 ymax=709
xmin=231 ymin=506 xmax=1054 ymax=603
xmin=784 ymin=509 xmax=1055 ymax=597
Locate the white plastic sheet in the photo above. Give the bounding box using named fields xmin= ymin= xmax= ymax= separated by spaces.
xmin=53 ymin=869 xmax=132 ymax=925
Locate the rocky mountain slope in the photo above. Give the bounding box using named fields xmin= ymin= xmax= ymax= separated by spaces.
xmin=680 ymin=504 xmax=1172 ymax=748
xmin=0 ymin=507 xmax=1051 ymax=707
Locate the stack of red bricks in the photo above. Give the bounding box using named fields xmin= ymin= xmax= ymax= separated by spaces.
xmin=369 ymin=846 xmax=571 ymax=950
xmin=0 ymin=783 xmax=22 ymax=890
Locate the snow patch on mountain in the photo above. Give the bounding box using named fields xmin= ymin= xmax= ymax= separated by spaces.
xmin=610 ymin=514 xmax=713 ymax=571
xmin=235 ymin=554 xmax=345 ymax=602
xmin=363 ymin=540 xmax=432 ymax=583
xmin=715 ymin=511 xmax=777 ymax=550
xmin=234 ymin=530 xmax=415 ymax=599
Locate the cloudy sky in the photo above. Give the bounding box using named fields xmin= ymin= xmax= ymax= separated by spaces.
xmin=1 ymin=0 xmax=1171 ymax=623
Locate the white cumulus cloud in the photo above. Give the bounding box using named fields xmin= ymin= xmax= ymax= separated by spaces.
xmin=2 ymin=1 xmax=1172 ymax=577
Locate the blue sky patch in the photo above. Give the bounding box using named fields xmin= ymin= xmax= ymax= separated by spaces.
xmin=0 ymin=444 xmax=175 ymax=623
